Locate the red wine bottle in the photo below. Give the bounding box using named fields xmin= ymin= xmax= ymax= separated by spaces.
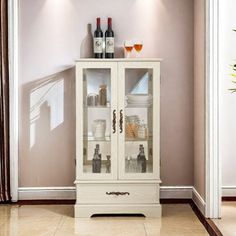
xmin=105 ymin=18 xmax=114 ymax=58
xmin=94 ymin=18 xmax=103 ymax=58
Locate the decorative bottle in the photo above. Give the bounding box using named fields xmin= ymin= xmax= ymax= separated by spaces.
xmin=137 ymin=145 xmax=146 ymax=173
xmin=106 ymin=155 xmax=111 ymax=173
xmin=94 ymin=18 xmax=103 ymax=58
xmin=80 ymin=23 xmax=93 ymax=58
xmin=92 ymin=147 xmax=101 ymax=173
xmin=105 ymin=17 xmax=114 ymax=58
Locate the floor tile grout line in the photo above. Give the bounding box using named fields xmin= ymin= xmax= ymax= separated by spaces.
xmin=53 ymin=215 xmax=64 ymax=236
xmin=143 ymin=223 xmax=148 ymax=236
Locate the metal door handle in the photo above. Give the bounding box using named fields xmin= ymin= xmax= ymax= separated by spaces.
xmin=112 ymin=110 xmax=116 ymax=133
xmin=119 ymin=109 xmax=123 ymax=133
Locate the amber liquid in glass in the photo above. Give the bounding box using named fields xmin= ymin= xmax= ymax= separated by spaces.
xmin=134 ymin=44 xmax=143 ymax=52
xmin=125 ymin=46 xmax=133 ymax=52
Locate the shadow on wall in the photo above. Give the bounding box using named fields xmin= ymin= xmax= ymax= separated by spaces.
xmin=19 ymin=67 xmax=76 ymax=187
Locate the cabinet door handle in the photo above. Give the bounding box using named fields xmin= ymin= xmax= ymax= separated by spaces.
xmin=106 ymin=191 xmax=130 ymax=196
xmin=119 ymin=109 xmax=123 ymax=133
xmin=112 ymin=110 xmax=116 ymax=133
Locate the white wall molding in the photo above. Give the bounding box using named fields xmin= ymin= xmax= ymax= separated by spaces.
xmin=18 ymin=186 xmax=206 ymax=215
xmin=205 ymin=0 xmax=221 ymax=218
xmin=19 ymin=186 xmax=194 ymax=200
xmin=222 ymin=186 xmax=236 ymax=197
xmin=8 ymin=0 xmax=19 ymax=202
xmin=193 ymin=187 xmax=206 ymax=215
xmin=18 ymin=187 xmax=76 ymax=200
xmin=160 ymin=186 xmax=193 ymax=199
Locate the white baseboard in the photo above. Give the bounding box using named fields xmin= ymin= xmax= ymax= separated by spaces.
xmin=18 ymin=186 xmax=208 ymax=217
xmin=18 ymin=186 xmax=193 ymax=200
xmin=160 ymin=186 xmax=193 ymax=199
xmin=18 ymin=187 xmax=76 ymax=200
xmin=18 ymin=186 xmax=236 ymax=217
xmin=192 ymin=187 xmax=206 ymax=215
xmin=222 ymin=186 xmax=236 ymax=197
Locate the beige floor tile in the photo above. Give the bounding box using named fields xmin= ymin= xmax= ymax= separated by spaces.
xmin=0 ymin=205 xmax=18 ymax=216
xmin=55 ymin=216 xmax=146 ymax=236
xmin=0 ymin=216 xmax=61 ymax=236
xmin=212 ymin=202 xmax=236 ymax=236
xmin=0 ymin=204 xmax=209 ymax=236
xmin=16 ymin=205 xmax=73 ymax=218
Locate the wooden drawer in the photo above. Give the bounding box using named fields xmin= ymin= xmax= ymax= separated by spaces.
xmin=76 ymin=183 xmax=159 ymax=204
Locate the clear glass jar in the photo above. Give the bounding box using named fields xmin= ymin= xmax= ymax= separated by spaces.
xmin=99 ymin=85 xmax=107 ymax=106
xmin=125 ymin=115 xmax=140 ymax=139
xmin=137 ymin=120 xmax=147 ymax=139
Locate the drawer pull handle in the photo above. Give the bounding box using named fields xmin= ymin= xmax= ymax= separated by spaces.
xmin=106 ymin=191 xmax=130 ymax=196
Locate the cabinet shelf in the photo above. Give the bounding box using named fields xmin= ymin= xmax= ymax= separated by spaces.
xmin=83 ymin=136 xmax=111 ymax=142
xmin=126 ymin=105 xmax=152 ymax=109
xmin=84 ymin=105 xmax=110 ymax=109
xmin=125 ymin=137 xmax=152 ymax=142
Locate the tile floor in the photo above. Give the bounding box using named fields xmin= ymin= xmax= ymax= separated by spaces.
xmin=0 ymin=204 xmax=209 ymax=236
xmin=213 ymin=201 xmax=236 ymax=236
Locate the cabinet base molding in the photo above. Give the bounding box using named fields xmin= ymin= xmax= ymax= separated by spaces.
xmin=75 ymin=182 xmax=161 ymax=217
xmin=74 ymin=204 xmax=162 ymax=218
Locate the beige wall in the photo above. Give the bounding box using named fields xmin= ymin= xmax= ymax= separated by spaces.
xmin=19 ymin=0 xmax=194 ymax=187
xmin=194 ymin=0 xmax=205 ymax=199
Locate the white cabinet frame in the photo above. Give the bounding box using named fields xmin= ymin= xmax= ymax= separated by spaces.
xmin=75 ymin=59 xmax=161 ymax=182
xmin=75 ymin=59 xmax=162 ymax=217
xmin=76 ymin=62 xmax=118 ymax=180
xmin=118 ymin=61 xmax=160 ymax=180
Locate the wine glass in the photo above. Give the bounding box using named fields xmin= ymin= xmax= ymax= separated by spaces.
xmin=134 ymin=40 xmax=143 ymax=57
xmin=124 ymin=40 xmax=134 ymax=58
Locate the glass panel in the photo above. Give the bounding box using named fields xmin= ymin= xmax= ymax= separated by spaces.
xmin=125 ymin=69 xmax=153 ymax=174
xmin=83 ymin=69 xmax=111 ymax=174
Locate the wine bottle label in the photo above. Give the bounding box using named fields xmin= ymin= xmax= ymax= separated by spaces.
xmin=94 ymin=38 xmax=103 ymax=53
xmin=105 ymin=37 xmax=114 ymax=53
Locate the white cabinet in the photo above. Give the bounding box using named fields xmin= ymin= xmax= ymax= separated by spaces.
xmin=75 ymin=59 xmax=162 ymax=217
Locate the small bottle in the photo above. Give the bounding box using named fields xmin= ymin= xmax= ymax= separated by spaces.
xmin=137 ymin=145 xmax=146 ymax=173
xmin=92 ymin=148 xmax=101 ymax=173
xmin=140 ymin=147 xmax=146 ymax=173
xmin=105 ymin=17 xmax=114 ymax=58
xmin=106 ymin=155 xmax=111 ymax=173
xmin=96 ymin=144 xmax=102 ymax=160
xmin=139 ymin=144 xmax=144 ymax=152
xmin=94 ymin=18 xmax=103 ymax=58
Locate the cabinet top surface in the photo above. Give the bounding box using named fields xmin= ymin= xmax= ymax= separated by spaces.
xmin=75 ymin=58 xmax=162 ymax=62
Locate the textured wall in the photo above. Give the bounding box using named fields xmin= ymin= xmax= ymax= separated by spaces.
xmin=19 ymin=0 xmax=194 ymax=187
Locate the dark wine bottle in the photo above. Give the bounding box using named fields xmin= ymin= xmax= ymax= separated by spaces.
xmin=94 ymin=18 xmax=103 ymax=58
xmin=105 ymin=17 xmax=114 ymax=58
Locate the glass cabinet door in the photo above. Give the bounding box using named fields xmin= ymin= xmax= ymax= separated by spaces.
xmin=76 ymin=62 xmax=117 ymax=180
xmin=118 ymin=62 xmax=160 ymax=179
